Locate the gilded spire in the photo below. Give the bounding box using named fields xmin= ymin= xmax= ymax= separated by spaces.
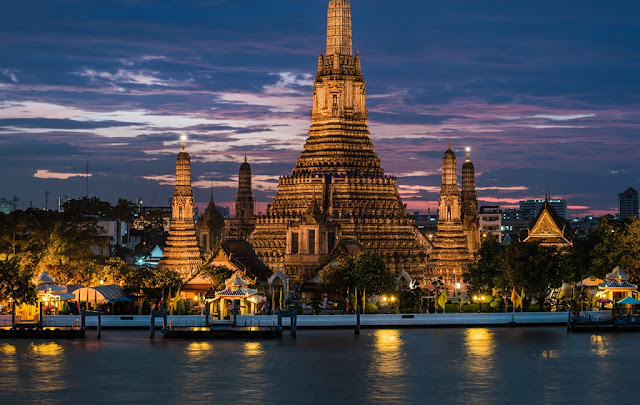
xmin=326 ymin=0 xmax=353 ymax=57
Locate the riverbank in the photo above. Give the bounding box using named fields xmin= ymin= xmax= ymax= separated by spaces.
xmin=0 ymin=311 xmax=586 ymax=329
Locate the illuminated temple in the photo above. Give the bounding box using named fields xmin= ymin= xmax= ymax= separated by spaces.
xmin=159 ymin=140 xmax=203 ymax=279
xmin=428 ymin=144 xmax=479 ymax=295
xmin=250 ymin=0 xmax=431 ymax=284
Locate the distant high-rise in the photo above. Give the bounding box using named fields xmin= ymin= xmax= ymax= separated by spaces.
xmin=618 ymin=187 xmax=638 ymax=219
xmin=520 ymin=199 xmax=567 ymax=220
xmin=0 ymin=198 xmax=13 ymax=215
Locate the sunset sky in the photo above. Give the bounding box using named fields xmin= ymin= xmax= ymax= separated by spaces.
xmin=1 ymin=0 xmax=638 ymax=217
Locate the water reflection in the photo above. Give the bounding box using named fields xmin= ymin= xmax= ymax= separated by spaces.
xmin=590 ymin=335 xmax=610 ymax=357
xmin=0 ymin=344 xmax=19 ymax=387
xmin=0 ymin=343 xmax=16 ymax=354
xmin=185 ymin=342 xmax=213 ymax=357
xmin=244 ymin=342 xmax=264 ymax=356
xmin=368 ymin=330 xmax=406 ymax=403
xmin=28 ymin=342 xmax=69 ymax=393
xmin=463 ymin=328 xmax=497 ymax=401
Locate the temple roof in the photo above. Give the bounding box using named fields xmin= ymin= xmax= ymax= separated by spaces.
xmin=606 ymin=266 xmax=629 ymax=281
xmin=215 ymin=287 xmax=258 ymax=298
xmin=220 ymin=240 xmax=273 ymax=281
xmin=36 ymin=270 xmax=55 ymax=285
xmin=524 ymin=197 xmax=570 ymax=246
xmin=225 ymin=271 xmax=251 ymax=288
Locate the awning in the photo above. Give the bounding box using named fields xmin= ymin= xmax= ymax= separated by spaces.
xmin=56 ymin=293 xmax=76 ymax=301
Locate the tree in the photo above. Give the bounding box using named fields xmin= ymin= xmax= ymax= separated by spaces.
xmin=463 ymin=239 xmax=501 ymax=295
xmin=0 ymin=256 xmax=37 ymax=326
xmin=200 ymin=264 xmax=234 ymax=290
xmin=62 ymin=197 xmax=113 ymax=218
xmin=319 ymin=252 xmax=397 ymax=303
xmin=591 ymin=217 xmax=640 ymax=282
xmin=499 ymin=242 xmax=563 ymax=311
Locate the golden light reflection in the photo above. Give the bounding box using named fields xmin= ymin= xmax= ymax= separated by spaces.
xmin=540 ymin=350 xmax=561 ymax=359
xmin=30 ymin=342 xmax=63 ymax=356
xmin=0 ymin=343 xmax=16 ymax=354
xmin=367 ymin=330 xmax=406 ymax=403
xmin=186 ymin=342 xmax=213 ymax=357
xmin=244 ymin=342 xmax=264 ymax=356
xmin=464 ymin=328 xmax=494 ymax=358
xmin=29 ymin=342 xmax=68 ymax=392
xmin=372 ymin=330 xmax=404 ymax=378
xmin=464 ymin=328 xmax=495 ymax=376
xmin=590 ymin=335 xmax=610 ymax=357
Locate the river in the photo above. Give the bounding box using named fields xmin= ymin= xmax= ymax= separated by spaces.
xmin=0 ymin=327 xmax=635 ymax=404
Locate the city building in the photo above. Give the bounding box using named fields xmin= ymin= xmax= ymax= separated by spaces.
xmin=479 ymin=205 xmax=502 ymax=242
xmin=0 ymin=198 xmax=14 ymax=214
xmin=520 ymin=198 xmax=567 ymax=220
xmin=501 ymin=209 xmax=531 ymax=238
xmin=617 ymin=187 xmax=638 ymax=219
xmin=249 ymin=0 xmax=430 ymax=286
xmin=428 ymin=144 xmax=477 ymax=296
xmin=414 ymin=211 xmax=438 ymax=238
xmin=158 ymin=139 xmax=203 ymax=280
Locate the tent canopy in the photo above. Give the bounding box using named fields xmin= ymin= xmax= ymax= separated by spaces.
xmin=618 ymin=296 xmax=640 ymax=305
xmin=72 ymin=284 xmax=126 ymax=303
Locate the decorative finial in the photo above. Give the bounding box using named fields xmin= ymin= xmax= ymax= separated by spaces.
xmin=244 ymin=151 xmax=247 ymax=163
xmin=180 ymin=135 xmax=187 ymax=150
xmin=465 ymin=147 xmax=471 ymax=160
xmin=447 ymin=135 xmax=451 ymax=151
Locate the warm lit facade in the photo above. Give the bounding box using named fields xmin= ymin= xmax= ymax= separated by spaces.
xmin=523 ymin=196 xmax=571 ymax=249
xmin=159 ymin=141 xmax=203 ymax=279
xmin=249 ymin=0 xmax=430 ymax=285
xmin=428 ymin=145 xmax=478 ymax=296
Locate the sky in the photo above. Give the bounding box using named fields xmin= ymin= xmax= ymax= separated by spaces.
xmin=0 ymin=0 xmax=639 ymax=218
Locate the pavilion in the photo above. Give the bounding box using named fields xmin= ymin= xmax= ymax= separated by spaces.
xmin=596 ymin=267 xmax=638 ymax=306
xmin=214 ymin=271 xmax=261 ymax=319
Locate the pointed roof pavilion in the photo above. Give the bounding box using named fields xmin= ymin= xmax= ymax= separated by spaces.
xmin=523 ymin=195 xmax=571 ymax=248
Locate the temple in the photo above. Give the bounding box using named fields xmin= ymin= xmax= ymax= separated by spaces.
xmin=225 ymin=155 xmax=256 ymax=240
xmin=523 ymin=194 xmax=572 ymax=249
xmin=428 ymin=144 xmax=478 ymax=295
xmin=196 ymin=186 xmax=226 ymax=257
xmin=249 ymin=0 xmax=430 ymax=286
xmin=159 ymin=139 xmax=203 ymax=279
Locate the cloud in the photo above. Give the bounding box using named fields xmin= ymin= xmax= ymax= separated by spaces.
xmin=1 ymin=68 xmax=18 ymax=83
xmin=532 ymin=114 xmax=596 ymax=121
xmin=0 ymin=118 xmax=139 ymax=130
xmin=34 ymin=169 xmax=91 ymax=180
xmin=75 ymin=68 xmax=190 ymax=88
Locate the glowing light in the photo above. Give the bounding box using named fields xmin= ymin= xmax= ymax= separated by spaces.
xmin=186 ymin=341 xmax=213 ymax=356
xmin=391 ymin=296 xmax=396 ymax=302
xmin=0 ymin=344 xmax=16 ymax=354
xmin=466 ymin=147 xmax=471 ymax=152
xmin=244 ymin=342 xmax=263 ymax=356
xmin=180 ymin=135 xmax=187 ymax=142
xmin=30 ymin=342 xmax=63 ymax=356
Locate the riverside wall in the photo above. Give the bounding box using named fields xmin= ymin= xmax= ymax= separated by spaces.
xmin=0 ymin=312 xmax=585 ymax=329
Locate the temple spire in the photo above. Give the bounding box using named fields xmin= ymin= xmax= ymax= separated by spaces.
xmin=326 ymin=0 xmax=353 ymax=57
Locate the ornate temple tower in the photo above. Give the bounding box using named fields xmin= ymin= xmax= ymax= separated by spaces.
xmin=160 ymin=140 xmax=203 ymax=279
xmin=429 ymin=144 xmax=473 ymax=296
xmin=226 ymin=156 xmax=256 ymax=240
xmin=461 ymin=150 xmax=481 ymax=253
xmin=196 ymin=187 xmax=226 ymax=257
xmin=250 ymin=0 xmax=430 ymax=285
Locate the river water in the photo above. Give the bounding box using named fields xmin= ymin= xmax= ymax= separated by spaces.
xmin=0 ymin=327 xmax=636 ymax=404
